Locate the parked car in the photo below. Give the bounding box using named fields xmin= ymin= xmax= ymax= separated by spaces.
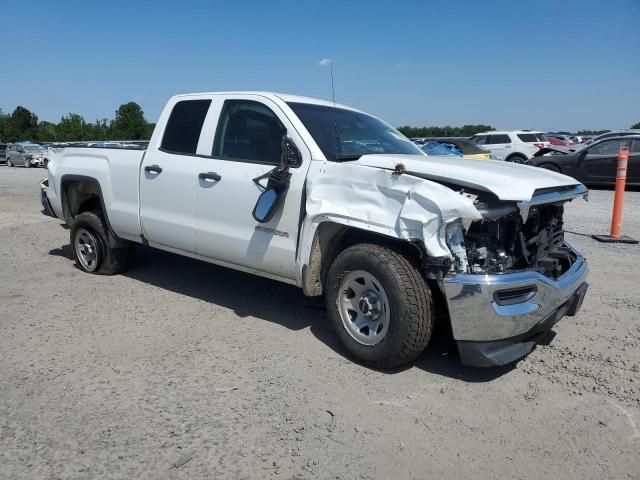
xmin=528 ymin=135 xmax=640 ymax=187
xmin=468 ymin=131 xmax=550 ymax=163
xmin=569 ymin=135 xmax=589 ymax=144
xmin=420 ymin=141 xmax=463 ymax=157
xmin=6 ymin=143 xmax=47 ymax=167
xmin=0 ymin=144 xmax=7 ymax=164
xmin=42 ymin=91 xmax=589 ymax=368
xmin=423 ymin=137 xmax=492 ymax=159
xmin=582 ymin=130 xmax=640 ymax=146
xmin=546 ymin=134 xmax=573 ymax=146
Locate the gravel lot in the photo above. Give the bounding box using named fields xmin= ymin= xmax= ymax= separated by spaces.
xmin=1 ymin=167 xmax=639 ymax=479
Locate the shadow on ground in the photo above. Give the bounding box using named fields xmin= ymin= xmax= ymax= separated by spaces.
xmin=49 ymin=244 xmax=519 ymax=382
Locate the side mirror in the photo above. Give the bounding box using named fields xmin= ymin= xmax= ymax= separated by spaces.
xmin=252 ymin=188 xmax=280 ymax=223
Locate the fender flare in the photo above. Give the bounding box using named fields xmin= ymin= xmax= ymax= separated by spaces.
xmin=60 ymin=174 xmax=127 ymax=248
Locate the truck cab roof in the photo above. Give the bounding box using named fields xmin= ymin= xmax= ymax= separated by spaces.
xmin=169 ymin=91 xmax=362 ymax=113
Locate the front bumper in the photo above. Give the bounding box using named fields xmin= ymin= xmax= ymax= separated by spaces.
xmin=443 ymin=242 xmax=588 ymax=367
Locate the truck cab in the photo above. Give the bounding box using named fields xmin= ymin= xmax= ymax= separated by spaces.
xmin=42 ymin=92 xmax=589 ymax=368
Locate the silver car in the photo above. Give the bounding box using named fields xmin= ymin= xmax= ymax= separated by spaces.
xmin=6 ymin=144 xmax=47 ymax=167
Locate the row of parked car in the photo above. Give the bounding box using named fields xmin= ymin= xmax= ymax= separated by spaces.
xmin=0 ymin=141 xmax=150 ymax=168
xmin=411 ymin=129 xmax=640 ymax=187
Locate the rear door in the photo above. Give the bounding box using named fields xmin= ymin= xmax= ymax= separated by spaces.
xmin=486 ymin=134 xmax=512 ymax=160
xmin=193 ymin=95 xmax=311 ymax=280
xmin=139 ymin=98 xmax=211 ymax=253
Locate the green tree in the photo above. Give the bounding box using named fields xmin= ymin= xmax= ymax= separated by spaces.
xmin=57 ymin=113 xmax=87 ymax=141
xmin=37 ymin=121 xmax=58 ymax=142
xmin=111 ymin=102 xmax=147 ymax=140
xmin=7 ymin=106 xmax=39 ymax=142
xmin=397 ymin=124 xmax=495 ymax=138
xmin=576 ymin=129 xmax=608 ymax=136
xmin=631 ymin=122 xmax=640 ymax=129
xmin=0 ymin=109 xmax=9 ymax=142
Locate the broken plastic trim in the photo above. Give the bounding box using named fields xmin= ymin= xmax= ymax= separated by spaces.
xmin=517 ymin=184 xmax=588 ymax=220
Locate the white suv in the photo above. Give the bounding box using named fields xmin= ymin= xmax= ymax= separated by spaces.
xmin=469 ymin=131 xmax=550 ymax=163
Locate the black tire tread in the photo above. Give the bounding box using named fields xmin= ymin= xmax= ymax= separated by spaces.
xmin=70 ymin=210 xmax=133 ymax=275
xmin=328 ymin=243 xmax=433 ymax=369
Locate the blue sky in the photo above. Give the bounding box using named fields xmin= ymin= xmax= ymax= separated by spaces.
xmin=1 ymin=0 xmax=639 ymax=131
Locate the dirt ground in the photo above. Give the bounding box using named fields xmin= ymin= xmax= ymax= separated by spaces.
xmin=1 ymin=167 xmax=639 ymax=480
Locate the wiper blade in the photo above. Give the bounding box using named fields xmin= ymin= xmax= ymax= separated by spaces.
xmin=334 ymin=154 xmax=362 ymax=161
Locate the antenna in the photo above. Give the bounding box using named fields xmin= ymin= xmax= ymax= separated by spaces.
xmin=330 ymin=61 xmax=336 ymax=106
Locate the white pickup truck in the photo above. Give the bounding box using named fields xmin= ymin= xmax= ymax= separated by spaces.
xmin=41 ymin=92 xmax=589 ymax=368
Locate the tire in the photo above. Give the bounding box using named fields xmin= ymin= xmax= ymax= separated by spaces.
xmin=325 ymin=243 xmax=433 ymax=369
xmin=70 ymin=210 xmax=133 ymax=275
xmin=7 ymin=158 xmax=13 ymax=167
xmin=24 ymin=159 xmax=30 ymax=168
xmin=539 ymin=163 xmax=560 ymax=172
xmin=507 ymin=154 xmax=527 ymax=164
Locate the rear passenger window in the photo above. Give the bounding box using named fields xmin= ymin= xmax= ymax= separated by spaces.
xmin=517 ymin=134 xmax=538 ymax=142
xmin=488 ymin=134 xmax=511 ymax=144
xmin=470 ymin=135 xmax=487 ymax=145
xmin=213 ymin=100 xmax=285 ymax=164
xmin=160 ymin=100 xmax=211 ymax=155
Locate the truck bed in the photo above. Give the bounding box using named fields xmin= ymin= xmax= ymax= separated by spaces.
xmin=47 ymin=146 xmax=147 ymax=243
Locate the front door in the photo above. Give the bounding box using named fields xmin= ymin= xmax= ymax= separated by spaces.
xmin=139 ymin=98 xmax=211 ymax=253
xmin=580 ymin=138 xmax=633 ymax=184
xmin=193 ymin=97 xmax=310 ymax=280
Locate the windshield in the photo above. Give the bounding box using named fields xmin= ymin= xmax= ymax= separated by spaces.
xmin=287 ymin=102 xmax=423 ymax=161
xmin=24 ymin=145 xmax=44 ymax=152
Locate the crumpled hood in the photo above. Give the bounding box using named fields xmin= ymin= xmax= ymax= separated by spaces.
xmin=351 ymin=154 xmax=581 ymax=202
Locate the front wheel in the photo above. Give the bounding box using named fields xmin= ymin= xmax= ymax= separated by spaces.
xmin=70 ymin=210 xmax=134 ymax=275
xmin=325 ymin=244 xmax=433 ymax=369
xmin=7 ymin=158 xmax=13 ymax=167
xmin=24 ymin=158 xmax=30 ymax=168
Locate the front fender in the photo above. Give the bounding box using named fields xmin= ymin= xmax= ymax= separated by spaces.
xmin=297 ymin=161 xmax=482 ymax=283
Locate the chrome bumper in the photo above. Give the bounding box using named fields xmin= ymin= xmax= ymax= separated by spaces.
xmin=443 ymin=242 xmax=588 ymax=366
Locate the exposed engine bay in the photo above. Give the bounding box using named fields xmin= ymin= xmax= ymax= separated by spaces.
xmin=448 ymin=189 xmax=578 ymax=279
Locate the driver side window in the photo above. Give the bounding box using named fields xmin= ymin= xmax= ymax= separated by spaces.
xmin=589 ymin=139 xmax=632 ymax=156
xmin=213 ymin=100 xmax=285 ymax=165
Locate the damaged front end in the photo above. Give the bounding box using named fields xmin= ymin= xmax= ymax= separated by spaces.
xmin=442 ymin=184 xmax=589 ymax=367
xmin=446 ymin=184 xmax=587 ymax=278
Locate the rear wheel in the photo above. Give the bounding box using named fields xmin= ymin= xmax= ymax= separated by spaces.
xmin=325 ymin=243 xmax=433 ymax=369
xmin=70 ymin=210 xmax=134 ymax=275
xmin=507 ymin=154 xmax=527 ymax=164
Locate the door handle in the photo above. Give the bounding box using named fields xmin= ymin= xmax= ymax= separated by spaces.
xmin=145 ymin=164 xmax=163 ymax=174
xmin=199 ymin=172 xmax=222 ymax=182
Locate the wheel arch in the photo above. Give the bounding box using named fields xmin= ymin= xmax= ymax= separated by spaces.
xmin=505 ymin=153 xmax=528 ymax=163
xmin=300 ymin=221 xmax=428 ymax=297
xmin=60 ymin=174 xmax=126 ymax=248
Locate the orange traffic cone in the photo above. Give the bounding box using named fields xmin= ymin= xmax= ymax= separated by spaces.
xmin=592 ymin=146 xmax=638 ymax=244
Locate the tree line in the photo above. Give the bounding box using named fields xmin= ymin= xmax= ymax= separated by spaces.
xmin=397 ymin=124 xmax=495 ymax=138
xmin=1 ymin=102 xmax=637 ymax=144
xmin=0 ymin=102 xmax=155 ymax=143
xmin=397 ymin=124 xmax=640 ymax=138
